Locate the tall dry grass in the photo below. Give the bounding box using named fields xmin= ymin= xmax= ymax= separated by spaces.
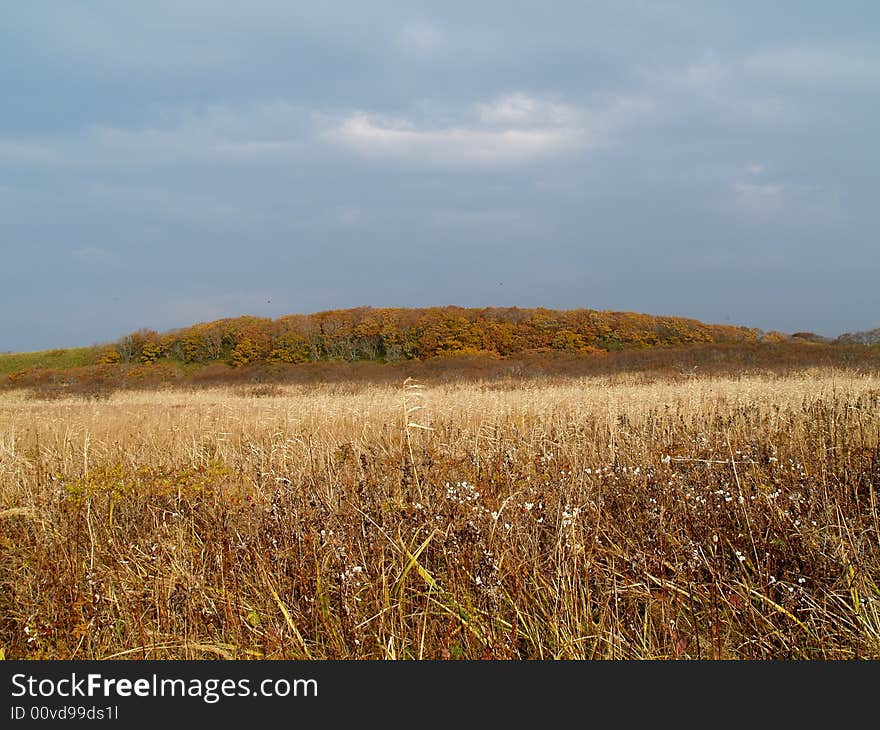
xmin=1 ymin=368 xmax=878 ymax=658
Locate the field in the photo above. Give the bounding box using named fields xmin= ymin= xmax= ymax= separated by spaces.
xmin=1 ymin=368 xmax=879 ymax=659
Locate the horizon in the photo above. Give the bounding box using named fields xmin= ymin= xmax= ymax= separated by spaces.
xmin=3 ymin=2 xmax=878 ymax=351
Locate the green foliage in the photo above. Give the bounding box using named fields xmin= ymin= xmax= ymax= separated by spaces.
xmin=595 ymin=334 xmax=624 ymax=351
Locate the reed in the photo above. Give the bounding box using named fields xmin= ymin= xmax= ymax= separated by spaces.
xmin=1 ymin=368 xmax=878 ymax=658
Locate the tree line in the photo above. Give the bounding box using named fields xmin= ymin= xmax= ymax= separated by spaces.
xmin=98 ymin=306 xmax=766 ymax=367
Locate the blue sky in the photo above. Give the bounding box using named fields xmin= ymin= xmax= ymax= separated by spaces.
xmin=2 ymin=2 xmax=878 ymax=351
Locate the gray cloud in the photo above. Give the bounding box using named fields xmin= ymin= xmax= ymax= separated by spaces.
xmin=1 ymin=2 xmax=878 ymax=351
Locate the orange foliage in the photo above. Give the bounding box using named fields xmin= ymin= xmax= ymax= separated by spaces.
xmin=96 ymin=347 xmax=121 ymax=364
xmin=111 ymin=306 xmax=767 ymax=369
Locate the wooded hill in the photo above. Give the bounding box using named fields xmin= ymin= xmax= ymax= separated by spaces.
xmin=5 ymin=307 xmax=877 ymax=394
xmin=91 ymin=306 xmax=772 ymax=368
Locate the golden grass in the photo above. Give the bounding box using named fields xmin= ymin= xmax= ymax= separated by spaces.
xmin=1 ymin=368 xmax=878 ymax=659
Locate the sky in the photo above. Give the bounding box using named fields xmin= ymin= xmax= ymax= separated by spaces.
xmin=2 ymin=1 xmax=879 ymax=351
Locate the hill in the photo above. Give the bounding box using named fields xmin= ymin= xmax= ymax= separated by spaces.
xmin=6 ymin=306 xmax=879 ymax=395
xmin=11 ymin=306 xmax=765 ymax=371
xmin=106 ymin=305 xmax=774 ymax=365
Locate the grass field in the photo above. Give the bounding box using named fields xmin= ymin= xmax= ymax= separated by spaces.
xmin=1 ymin=368 xmax=879 ymax=659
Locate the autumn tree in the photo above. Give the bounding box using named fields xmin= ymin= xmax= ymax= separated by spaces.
xmin=115 ymin=329 xmax=159 ymax=363
xmin=267 ymin=332 xmax=311 ymax=364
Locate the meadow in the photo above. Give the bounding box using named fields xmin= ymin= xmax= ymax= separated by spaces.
xmin=1 ymin=367 xmax=878 ymax=659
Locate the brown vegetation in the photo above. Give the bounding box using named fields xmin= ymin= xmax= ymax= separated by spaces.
xmin=1 ymin=368 xmax=878 ymax=659
xmin=4 ymin=341 xmax=880 ymax=400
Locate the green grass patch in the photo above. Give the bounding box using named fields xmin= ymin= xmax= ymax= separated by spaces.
xmin=0 ymin=347 xmax=98 ymax=374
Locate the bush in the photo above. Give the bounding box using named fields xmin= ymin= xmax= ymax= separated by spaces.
xmin=139 ymin=342 xmax=165 ymax=363
xmin=96 ymin=348 xmax=121 ymax=364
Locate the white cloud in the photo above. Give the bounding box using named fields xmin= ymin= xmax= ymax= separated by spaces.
xmin=333 ymin=115 xmax=579 ymax=165
xmin=476 ymin=93 xmax=576 ymax=126
xmin=328 ymin=93 xmax=594 ymax=167
xmin=0 ymin=92 xmax=653 ymax=172
xmin=746 ymin=163 xmax=765 ymax=175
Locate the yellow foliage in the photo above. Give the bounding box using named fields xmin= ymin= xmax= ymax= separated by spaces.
xmin=140 ymin=342 xmax=164 ymax=363
xmin=96 ymin=348 xmax=121 ymax=364
xmin=230 ymin=338 xmax=261 ymax=368
xmin=267 ymin=332 xmax=311 ymax=364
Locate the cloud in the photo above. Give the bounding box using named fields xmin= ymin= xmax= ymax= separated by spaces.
xmin=476 ymin=92 xmax=577 ymax=126
xmin=734 ymin=182 xmax=785 ymax=198
xmin=329 ymin=93 xmax=592 ymax=167
xmin=0 ymin=102 xmax=317 ymax=169
xmin=398 ymin=21 xmax=448 ymax=58
xmin=745 ymin=46 xmax=880 ymax=87
xmin=2 ymin=92 xmax=648 ymax=172
xmin=732 ymin=181 xmax=795 ymax=215
xmin=639 ymin=53 xmax=793 ymax=125
xmin=88 ymin=102 xmax=314 ymax=164
xmin=332 ymin=115 xmax=580 ymax=166
xmin=81 ymin=183 xmax=270 ymax=227
xmin=86 ymin=95 xmax=589 ymax=169
xmin=731 ymin=179 xmax=828 ymax=219
xmin=639 ymin=44 xmax=880 ymax=130
xmin=0 ymin=140 xmax=64 ymax=165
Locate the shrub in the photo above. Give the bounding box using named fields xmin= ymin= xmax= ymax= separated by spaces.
xmin=96 ymin=348 xmax=121 ymax=364
xmin=139 ymin=342 xmax=165 ymax=363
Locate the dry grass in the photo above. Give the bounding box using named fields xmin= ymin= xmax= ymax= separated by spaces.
xmin=1 ymin=368 xmax=879 ymax=659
